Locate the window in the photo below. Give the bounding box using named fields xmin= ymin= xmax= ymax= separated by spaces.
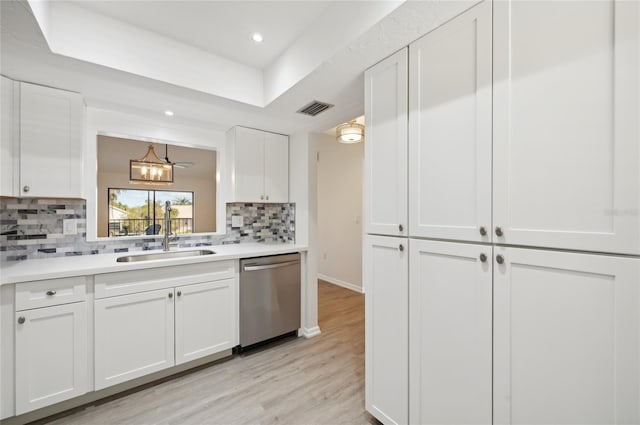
xmin=108 ymin=188 xmax=194 ymax=237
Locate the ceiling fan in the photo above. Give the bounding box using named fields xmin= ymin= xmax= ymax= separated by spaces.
xmin=164 ymin=144 xmax=194 ymax=169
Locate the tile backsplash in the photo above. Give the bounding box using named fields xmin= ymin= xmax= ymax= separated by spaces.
xmin=0 ymin=199 xmax=295 ymax=262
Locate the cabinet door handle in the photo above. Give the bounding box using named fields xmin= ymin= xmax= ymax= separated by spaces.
xmin=496 ymin=254 xmax=505 ymax=265
xmin=479 ymin=226 xmax=487 ymax=236
xmin=168 ymin=292 xmax=173 ymax=299
xmin=177 ymin=290 xmax=182 ymax=297
xmin=479 ymin=253 xmax=487 ymax=263
xmin=398 ymin=244 xmax=404 ymax=252
xmin=46 ymin=290 xmax=57 ymax=296
xmin=266 ymin=195 xmax=269 ymax=201
xmin=495 ymin=227 xmax=504 ymax=237
xmin=260 ymin=195 xmax=264 ymax=200
xmin=23 ymin=185 xmax=30 ymax=193
xmin=17 ymin=316 xmax=25 ymax=325
xmin=398 ymin=224 xmax=404 ymax=232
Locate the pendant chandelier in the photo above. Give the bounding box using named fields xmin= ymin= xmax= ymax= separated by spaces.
xmin=129 ymin=144 xmax=174 ymax=184
xmin=336 ymin=120 xmax=365 ymax=144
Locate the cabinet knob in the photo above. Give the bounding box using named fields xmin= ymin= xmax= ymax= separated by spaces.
xmin=479 ymin=253 xmax=487 ymax=263
xmin=398 ymin=244 xmax=404 ymax=252
xmin=168 ymin=292 xmax=173 ymax=299
xmin=266 ymin=195 xmax=269 ymax=201
xmin=260 ymin=195 xmax=264 ymax=200
xmin=23 ymin=185 xmax=30 ymax=193
xmin=177 ymin=290 xmax=182 ymax=297
xmin=46 ymin=290 xmax=57 ymax=296
xmin=496 ymin=254 xmax=505 ymax=265
xmin=495 ymin=227 xmax=504 ymax=237
xmin=479 ymin=226 xmax=487 ymax=236
xmin=398 ymin=224 xmax=404 ymax=232
xmin=17 ymin=316 xmax=25 ymax=325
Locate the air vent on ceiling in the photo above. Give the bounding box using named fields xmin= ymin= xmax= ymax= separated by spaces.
xmin=296 ymin=100 xmax=334 ymax=117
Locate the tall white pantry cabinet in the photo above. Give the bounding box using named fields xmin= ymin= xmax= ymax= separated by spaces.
xmin=364 ymin=1 xmax=640 ymax=424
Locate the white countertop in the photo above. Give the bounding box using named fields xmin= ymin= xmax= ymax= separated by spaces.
xmin=0 ymin=243 xmax=307 ymax=285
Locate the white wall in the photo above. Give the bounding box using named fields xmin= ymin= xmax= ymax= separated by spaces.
xmin=290 ymin=132 xmax=320 ymax=338
xmin=315 ymin=133 xmax=364 ymax=292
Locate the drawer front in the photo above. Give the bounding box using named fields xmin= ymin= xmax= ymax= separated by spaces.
xmin=94 ymin=260 xmax=236 ymax=299
xmin=15 ymin=276 xmax=88 ymax=311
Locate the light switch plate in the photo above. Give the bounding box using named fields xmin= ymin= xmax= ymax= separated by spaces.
xmin=63 ymin=219 xmax=77 ymax=235
xmin=231 ymin=215 xmax=243 ymax=228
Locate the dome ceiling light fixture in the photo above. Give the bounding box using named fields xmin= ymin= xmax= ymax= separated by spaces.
xmin=336 ymin=120 xmax=365 ymax=144
xmin=130 ymin=144 xmax=174 ymax=185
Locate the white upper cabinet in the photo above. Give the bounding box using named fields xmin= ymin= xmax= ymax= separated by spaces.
xmin=364 ymin=48 xmax=408 ymax=236
xmin=227 ymin=126 xmax=289 ymax=203
xmin=19 ymin=82 xmax=84 ymax=198
xmin=409 ymin=239 xmax=492 ymax=425
xmin=263 ymin=131 xmax=289 ymax=203
xmin=493 ymin=0 xmax=640 ymax=254
xmin=364 ymin=235 xmax=408 ymax=425
xmin=494 ymin=247 xmax=640 ymax=425
xmin=409 ymin=1 xmax=492 ymax=242
xmin=230 ymin=126 xmax=264 ymax=202
xmin=1 ymin=76 xmax=17 ymax=197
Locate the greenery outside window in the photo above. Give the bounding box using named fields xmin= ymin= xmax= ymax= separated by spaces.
xmin=108 ymin=188 xmax=194 ymax=237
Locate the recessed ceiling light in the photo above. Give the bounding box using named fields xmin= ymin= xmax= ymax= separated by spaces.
xmin=164 ymin=110 xmax=174 ymax=116
xmin=252 ymin=33 xmax=263 ymax=43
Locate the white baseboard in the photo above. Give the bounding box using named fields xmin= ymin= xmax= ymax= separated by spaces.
xmin=301 ymin=326 xmax=321 ymax=339
xmin=318 ymin=274 xmax=364 ymax=294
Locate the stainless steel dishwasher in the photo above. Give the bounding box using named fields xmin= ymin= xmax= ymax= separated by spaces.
xmin=239 ymin=253 xmax=301 ymax=348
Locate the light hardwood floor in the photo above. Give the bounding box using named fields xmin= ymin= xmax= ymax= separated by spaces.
xmin=44 ymin=281 xmax=375 ymax=425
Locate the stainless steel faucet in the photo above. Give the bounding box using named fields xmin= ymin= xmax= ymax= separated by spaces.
xmin=163 ymin=200 xmax=172 ymax=251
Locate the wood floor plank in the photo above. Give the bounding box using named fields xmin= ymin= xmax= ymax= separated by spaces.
xmin=44 ymin=281 xmax=376 ymax=425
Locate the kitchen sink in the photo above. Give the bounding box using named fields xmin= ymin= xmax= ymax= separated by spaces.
xmin=116 ymin=249 xmax=216 ymax=263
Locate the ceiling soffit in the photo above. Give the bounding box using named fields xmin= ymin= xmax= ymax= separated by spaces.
xmin=3 ymin=0 xmax=482 ymax=135
xmin=27 ymin=0 xmax=404 ymax=107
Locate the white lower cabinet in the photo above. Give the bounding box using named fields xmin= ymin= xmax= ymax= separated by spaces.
xmin=409 ymin=240 xmax=492 ymax=425
xmin=494 ymin=247 xmax=640 ymax=425
xmin=364 ymin=235 xmax=408 ymax=425
xmin=175 ymin=279 xmax=236 ymax=365
xmin=94 ymin=264 xmax=238 ymax=391
xmin=15 ymin=302 xmax=87 ymax=415
xmin=94 ymin=288 xmax=174 ymax=390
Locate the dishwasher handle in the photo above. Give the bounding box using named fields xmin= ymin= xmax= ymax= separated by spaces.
xmin=243 ymin=260 xmax=300 ymax=272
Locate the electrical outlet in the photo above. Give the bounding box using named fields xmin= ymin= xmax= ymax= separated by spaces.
xmin=323 ymin=253 xmax=327 ymax=260
xmin=231 ymin=215 xmax=243 ymax=228
xmin=63 ymin=219 xmax=77 ymax=235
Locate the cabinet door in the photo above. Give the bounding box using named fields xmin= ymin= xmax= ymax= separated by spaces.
xmin=263 ymin=132 xmax=289 ymax=203
xmin=175 ymin=279 xmax=237 ymax=365
xmin=409 ymin=1 xmax=492 ymax=242
xmin=364 ymin=48 xmax=408 ymax=237
xmin=19 ymin=82 xmax=83 ymax=198
xmin=1 ymin=76 xmax=17 ymax=197
xmin=493 ymin=0 xmax=640 ymax=254
xmin=232 ymin=126 xmax=266 ymax=202
xmin=94 ymin=289 xmax=174 ymax=390
xmin=15 ymin=302 xmax=87 ymax=415
xmin=409 ymin=240 xmax=492 ymax=425
xmin=494 ymin=247 xmax=640 ymax=424
xmin=364 ymin=235 xmax=408 ymax=424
